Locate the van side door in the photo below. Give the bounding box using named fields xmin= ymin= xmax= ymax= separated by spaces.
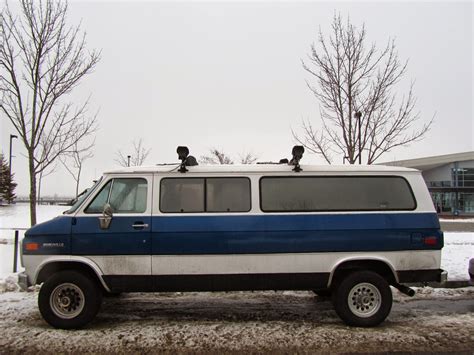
xmin=71 ymin=175 xmax=152 ymax=291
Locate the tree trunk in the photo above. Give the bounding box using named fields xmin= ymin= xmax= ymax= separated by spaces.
xmin=38 ymin=170 xmax=42 ymax=203
xmin=75 ymin=165 xmax=81 ymax=197
xmin=28 ymin=152 xmax=37 ymax=226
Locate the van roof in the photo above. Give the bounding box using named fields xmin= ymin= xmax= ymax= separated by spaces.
xmin=104 ymin=164 xmax=419 ymax=174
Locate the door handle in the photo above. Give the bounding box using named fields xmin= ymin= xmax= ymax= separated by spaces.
xmin=132 ymin=223 xmax=149 ymax=229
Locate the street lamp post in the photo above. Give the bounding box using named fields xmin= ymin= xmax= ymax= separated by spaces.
xmin=127 ymin=155 xmax=131 ymax=167
xmin=355 ymin=111 xmax=362 ymax=164
xmin=9 ymin=134 xmax=18 ymax=177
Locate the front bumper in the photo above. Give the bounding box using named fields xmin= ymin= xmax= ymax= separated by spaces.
xmin=18 ymin=272 xmax=31 ymax=291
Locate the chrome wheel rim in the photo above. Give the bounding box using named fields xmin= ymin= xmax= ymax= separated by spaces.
xmin=50 ymin=283 xmax=85 ymax=319
xmin=348 ymin=282 xmax=381 ymax=318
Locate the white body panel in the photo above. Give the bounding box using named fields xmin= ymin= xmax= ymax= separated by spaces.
xmin=150 ymin=250 xmax=441 ymax=280
xmin=24 ymin=249 xmax=441 ymax=288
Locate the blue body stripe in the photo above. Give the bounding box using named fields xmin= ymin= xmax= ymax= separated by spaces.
xmin=152 ymin=213 xmax=440 ymax=232
xmin=24 ymin=212 xmax=442 ymax=255
xmin=151 ymin=213 xmax=442 ymax=255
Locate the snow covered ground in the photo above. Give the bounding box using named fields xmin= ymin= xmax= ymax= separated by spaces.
xmin=0 ymin=288 xmax=473 ymax=353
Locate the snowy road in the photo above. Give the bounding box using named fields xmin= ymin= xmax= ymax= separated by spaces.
xmin=1 ymin=288 xmax=473 ymax=353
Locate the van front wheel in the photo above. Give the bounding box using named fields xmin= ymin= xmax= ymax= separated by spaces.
xmin=38 ymin=270 xmax=102 ymax=329
xmin=332 ymin=271 xmax=392 ymax=327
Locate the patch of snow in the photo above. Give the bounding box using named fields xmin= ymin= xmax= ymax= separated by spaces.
xmin=442 ymin=232 xmax=473 ymax=280
xmin=0 ymin=275 xmax=20 ymax=293
xmin=440 ymin=218 xmax=474 ymax=223
xmin=406 ymin=286 xmax=474 ymax=300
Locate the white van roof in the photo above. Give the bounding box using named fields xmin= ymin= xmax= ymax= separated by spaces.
xmin=104 ymin=164 xmax=419 ymax=175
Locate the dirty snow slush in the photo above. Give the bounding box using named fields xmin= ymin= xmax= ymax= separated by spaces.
xmin=0 ymin=288 xmax=473 ymax=353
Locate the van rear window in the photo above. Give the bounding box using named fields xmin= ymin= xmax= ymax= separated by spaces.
xmin=260 ymin=176 xmax=416 ymax=212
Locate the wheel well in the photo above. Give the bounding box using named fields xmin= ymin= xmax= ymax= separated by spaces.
xmin=36 ymin=262 xmax=106 ymax=291
xmin=330 ymin=260 xmax=397 ymax=288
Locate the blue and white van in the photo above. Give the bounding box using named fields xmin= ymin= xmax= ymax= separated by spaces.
xmin=20 ymin=147 xmax=445 ymax=328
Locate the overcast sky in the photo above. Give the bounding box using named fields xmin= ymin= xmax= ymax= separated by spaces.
xmin=1 ymin=1 xmax=473 ymax=197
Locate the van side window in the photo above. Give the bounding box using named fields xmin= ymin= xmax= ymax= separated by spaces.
xmin=260 ymin=176 xmax=416 ymax=212
xmin=108 ymin=178 xmax=147 ymax=213
xmin=160 ymin=177 xmax=251 ymax=213
xmin=160 ymin=178 xmax=205 ymax=213
xmin=85 ymin=178 xmax=147 ymax=213
xmin=207 ymin=178 xmax=251 ymax=212
xmin=85 ymin=180 xmax=112 ymax=213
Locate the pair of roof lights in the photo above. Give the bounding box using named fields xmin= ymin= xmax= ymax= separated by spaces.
xmin=176 ymin=145 xmax=304 ymax=173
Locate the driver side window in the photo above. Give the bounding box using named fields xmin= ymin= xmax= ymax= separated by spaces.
xmin=85 ymin=178 xmax=147 ymax=214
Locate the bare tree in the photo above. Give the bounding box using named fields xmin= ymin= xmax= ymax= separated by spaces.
xmin=37 ymin=164 xmax=57 ymax=204
xmin=0 ymin=0 xmax=100 ymax=225
xmin=200 ymin=149 xmax=259 ymax=165
xmin=294 ymin=15 xmax=432 ymax=165
xmin=60 ymin=139 xmax=94 ymax=197
xmin=115 ymin=138 xmax=151 ymax=167
xmin=199 ymin=149 xmax=234 ymax=165
xmin=238 ymin=152 xmax=258 ymax=164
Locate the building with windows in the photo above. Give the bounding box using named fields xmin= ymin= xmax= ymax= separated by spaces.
xmin=384 ymin=152 xmax=474 ymax=215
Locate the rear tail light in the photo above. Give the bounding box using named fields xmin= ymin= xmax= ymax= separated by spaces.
xmin=423 ymin=236 xmax=437 ymax=246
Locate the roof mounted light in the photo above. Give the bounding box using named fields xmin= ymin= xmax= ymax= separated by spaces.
xmin=176 ymin=146 xmax=198 ymax=172
xmin=177 ymin=146 xmax=189 ymax=161
xmin=290 ymin=145 xmax=304 ymax=172
xmin=177 ymin=146 xmax=189 ymax=173
xmin=185 ymin=155 xmax=198 ymax=167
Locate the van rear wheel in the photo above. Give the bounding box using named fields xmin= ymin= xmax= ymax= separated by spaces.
xmin=38 ymin=270 xmax=102 ymax=329
xmin=332 ymin=271 xmax=392 ymax=327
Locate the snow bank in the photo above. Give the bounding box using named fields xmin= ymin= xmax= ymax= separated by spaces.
xmin=442 ymin=232 xmax=473 ymax=280
xmin=0 ymin=275 xmax=20 ymax=293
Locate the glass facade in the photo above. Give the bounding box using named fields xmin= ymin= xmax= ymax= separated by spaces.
xmin=460 ymin=193 xmax=474 ymax=213
xmin=427 ymin=164 xmax=474 ymax=214
xmin=430 ymin=192 xmax=474 ymax=214
xmin=452 ymin=168 xmax=474 ymax=187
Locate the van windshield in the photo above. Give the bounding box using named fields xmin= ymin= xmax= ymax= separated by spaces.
xmin=63 ymin=177 xmax=103 ymax=215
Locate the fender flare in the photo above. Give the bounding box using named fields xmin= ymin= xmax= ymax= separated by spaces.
xmin=34 ymin=255 xmax=111 ymax=292
xmin=327 ymin=255 xmax=399 ymax=287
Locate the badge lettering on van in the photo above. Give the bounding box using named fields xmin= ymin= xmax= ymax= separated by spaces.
xmin=42 ymin=243 xmax=64 ymax=248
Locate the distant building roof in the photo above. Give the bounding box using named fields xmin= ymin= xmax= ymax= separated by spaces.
xmin=382 ymin=151 xmax=474 ymax=171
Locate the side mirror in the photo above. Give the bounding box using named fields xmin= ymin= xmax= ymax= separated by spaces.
xmin=103 ymin=203 xmax=113 ymax=217
xmin=99 ymin=203 xmax=113 ymax=230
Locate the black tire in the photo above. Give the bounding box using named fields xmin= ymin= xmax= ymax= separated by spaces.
xmin=332 ymin=271 xmax=392 ymax=327
xmin=38 ymin=270 xmax=103 ymax=329
xmin=312 ymin=289 xmax=332 ymax=298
